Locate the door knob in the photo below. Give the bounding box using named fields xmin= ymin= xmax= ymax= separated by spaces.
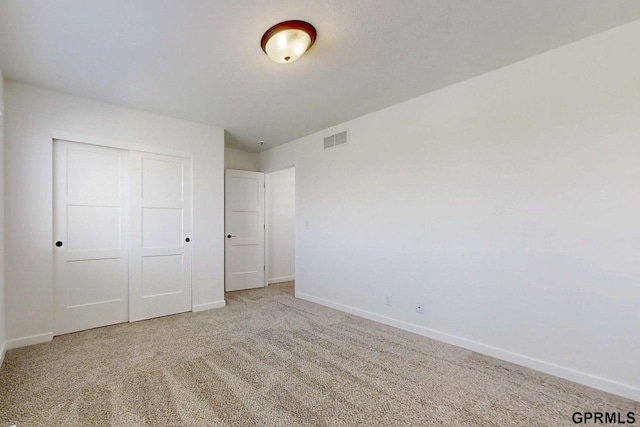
xmin=55 ymin=241 xmax=63 ymax=247
xmin=226 ymin=234 xmax=236 ymax=239
xmin=185 ymin=237 xmax=190 ymax=242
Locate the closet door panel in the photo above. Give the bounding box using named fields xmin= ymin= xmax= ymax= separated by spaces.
xmin=53 ymin=140 xmax=129 ymax=335
xmin=129 ymin=151 xmax=192 ymax=322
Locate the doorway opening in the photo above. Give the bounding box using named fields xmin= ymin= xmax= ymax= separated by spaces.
xmin=265 ymin=167 xmax=295 ymax=294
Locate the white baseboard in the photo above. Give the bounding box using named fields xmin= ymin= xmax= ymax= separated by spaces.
xmin=297 ymin=292 xmax=640 ymax=402
xmin=5 ymin=332 xmax=54 ymax=350
xmin=192 ymin=300 xmax=226 ymax=313
xmin=0 ymin=341 xmax=6 ymax=368
xmin=269 ymin=275 xmax=295 ymax=284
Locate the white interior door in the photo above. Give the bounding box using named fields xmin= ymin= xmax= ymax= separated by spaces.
xmin=225 ymin=169 xmax=265 ymax=291
xmin=129 ymin=151 xmax=192 ymax=322
xmin=53 ymin=140 xmax=129 ymax=335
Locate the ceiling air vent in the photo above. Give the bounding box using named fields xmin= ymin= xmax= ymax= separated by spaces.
xmin=323 ymin=130 xmax=348 ymax=149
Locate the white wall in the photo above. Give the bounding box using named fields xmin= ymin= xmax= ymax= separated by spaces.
xmin=4 ymin=81 xmax=225 ymax=348
xmin=259 ymin=20 xmax=640 ymax=401
xmin=0 ymin=70 xmax=6 ymax=364
xmin=225 ymin=147 xmax=259 ymax=171
xmin=266 ymin=167 xmax=295 ymax=283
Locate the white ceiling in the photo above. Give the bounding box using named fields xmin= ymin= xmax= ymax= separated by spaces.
xmin=1 ymin=1 xmax=640 ymax=152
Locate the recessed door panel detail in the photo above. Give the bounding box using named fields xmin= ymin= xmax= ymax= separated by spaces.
xmin=142 ymin=208 xmax=183 ymax=248
xmin=67 ymin=206 xmax=121 ymax=251
xmin=229 ymin=211 xmax=259 ymax=239
xmin=66 ymin=258 xmax=126 ymax=307
xmin=142 ymin=255 xmax=183 ymax=297
xmin=142 ymin=158 xmax=183 ymax=201
xmin=67 ymin=149 xmax=121 ymax=198
xmin=230 ymin=244 xmax=262 ymax=274
xmin=228 ymin=177 xmax=259 ymax=210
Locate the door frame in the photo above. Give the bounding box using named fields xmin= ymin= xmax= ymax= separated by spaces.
xmin=52 ymin=131 xmax=193 ymax=159
xmin=264 ymin=165 xmax=296 ymax=287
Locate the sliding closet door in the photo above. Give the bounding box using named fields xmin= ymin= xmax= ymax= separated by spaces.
xmin=129 ymin=151 xmax=192 ymax=322
xmin=53 ymin=140 xmax=129 ymax=335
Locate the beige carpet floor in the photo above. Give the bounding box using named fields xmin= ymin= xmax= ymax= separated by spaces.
xmin=0 ymin=281 xmax=638 ymax=426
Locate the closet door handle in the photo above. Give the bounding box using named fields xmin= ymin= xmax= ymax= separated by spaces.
xmin=55 ymin=241 xmax=63 ymax=247
xmin=185 ymin=237 xmax=190 ymax=243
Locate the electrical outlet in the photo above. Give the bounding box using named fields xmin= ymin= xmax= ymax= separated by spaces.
xmin=416 ymin=302 xmax=424 ymax=314
xmin=384 ymin=295 xmax=392 ymax=306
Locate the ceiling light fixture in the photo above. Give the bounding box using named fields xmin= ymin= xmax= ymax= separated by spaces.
xmin=261 ymin=20 xmax=317 ymax=64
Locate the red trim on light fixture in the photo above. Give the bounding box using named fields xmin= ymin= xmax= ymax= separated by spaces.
xmin=260 ymin=20 xmax=317 ymax=53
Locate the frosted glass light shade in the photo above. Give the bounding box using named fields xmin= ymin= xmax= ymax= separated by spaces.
xmin=261 ymin=20 xmax=316 ymax=64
